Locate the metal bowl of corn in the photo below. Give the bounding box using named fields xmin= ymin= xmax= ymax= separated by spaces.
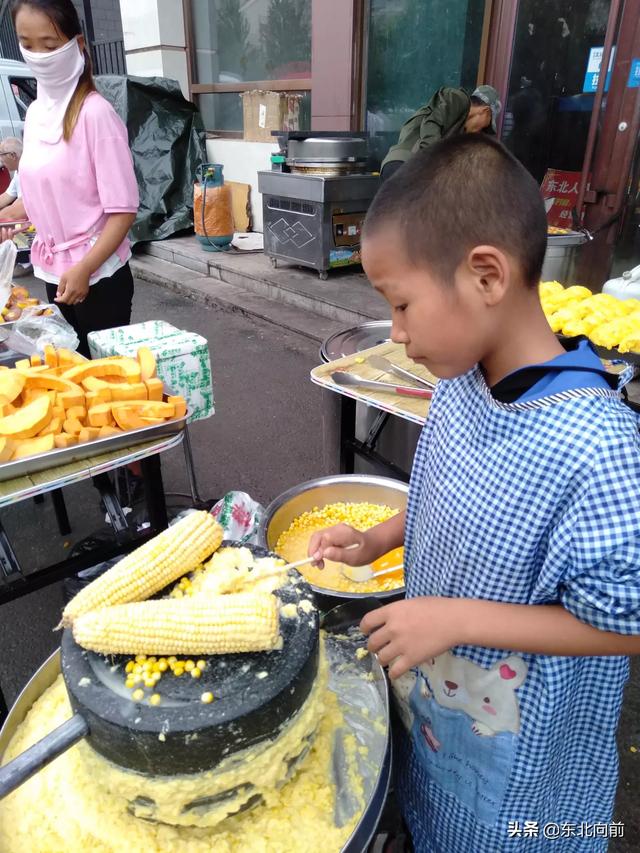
xmin=258 ymin=475 xmax=408 ymax=603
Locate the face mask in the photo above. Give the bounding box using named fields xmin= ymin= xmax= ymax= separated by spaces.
xmin=20 ymin=35 xmax=84 ymax=96
xmin=19 ymin=36 xmax=85 ymax=144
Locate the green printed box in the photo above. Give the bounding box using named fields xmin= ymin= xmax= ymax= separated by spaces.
xmin=87 ymin=322 xmax=214 ymax=422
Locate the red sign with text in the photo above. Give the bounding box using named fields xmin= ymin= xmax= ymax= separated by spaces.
xmin=540 ymin=169 xmax=586 ymax=228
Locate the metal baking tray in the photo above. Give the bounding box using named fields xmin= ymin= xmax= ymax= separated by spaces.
xmin=0 ymin=413 xmax=186 ymax=482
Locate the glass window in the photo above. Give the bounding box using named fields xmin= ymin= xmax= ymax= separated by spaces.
xmin=9 ymin=77 xmax=36 ymax=121
xmin=199 ymin=90 xmax=311 ymax=134
xmin=501 ymin=1 xmax=612 ymax=184
xmin=365 ymin=0 xmax=486 ymax=166
xmin=190 ymin=0 xmax=311 ymax=84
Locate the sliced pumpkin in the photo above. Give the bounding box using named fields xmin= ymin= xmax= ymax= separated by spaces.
xmin=38 ymin=417 xmax=63 ymax=437
xmin=97 ymin=425 xmax=123 ymax=438
xmin=87 ymin=404 xmax=115 ymax=428
xmin=109 ymin=382 xmax=147 ymax=402
xmin=0 ymin=371 xmax=25 ymax=404
xmin=113 ymin=407 xmax=150 ymax=431
xmin=167 ymin=395 xmax=187 ymax=419
xmin=0 ymin=395 xmax=52 ymax=440
xmin=43 ymin=344 xmax=57 ymax=368
xmin=12 ymin=434 xmax=55 ymax=460
xmin=62 ymin=418 xmax=83 ymax=435
xmin=62 ymin=357 xmax=142 ymax=384
xmin=78 ymin=427 xmax=101 ymax=443
xmin=54 ymin=433 xmax=79 ymax=449
xmin=144 ymin=378 xmax=164 ymax=402
xmin=0 ymin=437 xmax=14 ymax=462
xmin=110 ymin=400 xmax=175 ymax=418
xmin=137 ymin=347 xmax=157 ymax=381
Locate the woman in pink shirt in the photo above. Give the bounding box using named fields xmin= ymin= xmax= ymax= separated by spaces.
xmin=10 ymin=0 xmax=139 ymax=356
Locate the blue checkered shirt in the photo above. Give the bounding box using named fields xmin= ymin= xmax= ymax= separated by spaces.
xmin=398 ymin=366 xmax=640 ymax=852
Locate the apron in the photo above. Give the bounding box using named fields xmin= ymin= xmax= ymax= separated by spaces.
xmin=395 ymin=365 xmax=640 ymax=852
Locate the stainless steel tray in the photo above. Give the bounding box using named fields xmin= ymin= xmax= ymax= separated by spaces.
xmin=0 ymin=414 xmax=186 ymax=482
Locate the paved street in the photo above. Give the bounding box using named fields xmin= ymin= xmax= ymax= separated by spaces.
xmin=0 ymin=275 xmax=637 ymax=847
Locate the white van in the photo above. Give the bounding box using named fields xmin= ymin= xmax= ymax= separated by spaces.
xmin=0 ymin=58 xmax=35 ymax=139
xmin=0 ymin=58 xmax=35 ymax=191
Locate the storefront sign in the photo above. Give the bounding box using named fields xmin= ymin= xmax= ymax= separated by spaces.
xmin=541 ymin=169 xmax=584 ymax=228
xmin=583 ymin=46 xmax=615 ymax=93
xmin=628 ymin=59 xmax=640 ymax=88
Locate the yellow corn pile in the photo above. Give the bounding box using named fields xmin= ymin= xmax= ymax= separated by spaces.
xmin=71 ymin=592 xmax=280 ymax=655
xmin=61 ymin=511 xmax=223 ymax=627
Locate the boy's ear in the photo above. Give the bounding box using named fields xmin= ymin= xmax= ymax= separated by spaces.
xmin=465 ymin=245 xmax=510 ymax=307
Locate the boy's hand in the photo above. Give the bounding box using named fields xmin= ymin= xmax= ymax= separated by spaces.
xmin=361 ymin=597 xmax=460 ymax=679
xmin=308 ymin=524 xmax=375 ymax=569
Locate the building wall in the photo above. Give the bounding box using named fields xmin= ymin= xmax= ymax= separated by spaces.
xmin=72 ymin=0 xmax=124 ymax=44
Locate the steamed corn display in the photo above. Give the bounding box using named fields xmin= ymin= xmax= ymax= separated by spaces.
xmin=540 ymin=280 xmax=640 ymax=353
xmin=72 ymin=592 xmax=280 ymax=656
xmin=275 ymin=502 xmax=404 ymax=593
xmin=61 ymin=511 xmax=223 ymax=627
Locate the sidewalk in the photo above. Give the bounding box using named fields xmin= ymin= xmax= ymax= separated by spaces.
xmin=131 ymin=235 xmax=390 ymax=344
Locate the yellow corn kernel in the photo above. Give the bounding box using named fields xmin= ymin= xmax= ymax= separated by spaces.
xmin=149 ymin=693 xmax=162 ymax=706
xmin=125 ymin=661 xmax=134 ymax=673
xmin=185 ymin=660 xmax=195 ymax=672
xmin=61 ymin=512 xmax=224 ymax=627
xmin=196 ymin=660 xmax=206 ymax=671
xmin=135 ymin=655 xmax=147 ymax=663
xmin=191 ymin=667 xmax=201 ymax=679
xmin=158 ymin=659 xmax=168 ymax=672
xmin=71 ymin=592 xmax=280 ymax=656
xmin=132 ymin=689 xmax=144 ymax=702
xmin=201 ymin=692 xmax=214 ymax=704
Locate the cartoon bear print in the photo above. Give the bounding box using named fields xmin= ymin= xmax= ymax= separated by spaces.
xmin=420 ymin=651 xmax=528 ymax=736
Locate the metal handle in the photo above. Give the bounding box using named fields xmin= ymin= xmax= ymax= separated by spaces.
xmin=393 ymin=385 xmax=432 ymax=399
xmin=0 ymin=713 xmax=88 ymax=800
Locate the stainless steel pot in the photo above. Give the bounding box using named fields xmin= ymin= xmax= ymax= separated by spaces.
xmin=258 ymin=474 xmax=408 ymax=606
xmin=287 ymin=137 xmax=368 ymax=175
xmin=541 ymin=232 xmax=588 ymax=283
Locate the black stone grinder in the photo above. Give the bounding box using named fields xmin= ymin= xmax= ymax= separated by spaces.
xmin=0 ymin=543 xmax=319 ymax=806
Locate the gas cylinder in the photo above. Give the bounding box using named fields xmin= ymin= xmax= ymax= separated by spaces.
xmin=602 ymin=264 xmax=640 ymax=300
xmin=194 ymin=163 xmax=234 ymax=252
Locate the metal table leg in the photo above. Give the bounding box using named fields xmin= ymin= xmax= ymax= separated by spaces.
xmin=140 ymin=454 xmax=168 ymax=533
xmin=182 ymin=426 xmax=204 ymax=505
xmin=50 ymin=489 xmax=71 ymax=536
xmin=339 ymin=396 xmax=357 ymax=474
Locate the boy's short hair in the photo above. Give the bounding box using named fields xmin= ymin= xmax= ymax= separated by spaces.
xmin=364 ymin=135 xmax=547 ymax=287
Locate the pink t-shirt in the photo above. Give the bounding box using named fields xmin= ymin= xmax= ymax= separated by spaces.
xmin=19 ymin=91 xmax=139 ymax=280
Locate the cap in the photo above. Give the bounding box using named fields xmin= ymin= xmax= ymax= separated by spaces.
xmin=471 ymin=85 xmax=502 ymax=133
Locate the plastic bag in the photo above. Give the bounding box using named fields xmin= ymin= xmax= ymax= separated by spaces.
xmin=7 ymin=303 xmax=79 ymax=356
xmin=210 ymin=491 xmax=264 ymax=544
xmin=0 ymin=240 xmax=17 ymax=311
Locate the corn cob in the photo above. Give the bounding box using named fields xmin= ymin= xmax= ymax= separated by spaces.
xmin=71 ymin=592 xmax=280 ymax=656
xmin=61 ymin=511 xmax=223 ymax=628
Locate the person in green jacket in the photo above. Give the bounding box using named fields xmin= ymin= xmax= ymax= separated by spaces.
xmin=381 ymin=85 xmax=502 ymax=180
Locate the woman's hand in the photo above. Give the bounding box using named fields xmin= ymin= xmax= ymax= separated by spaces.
xmin=361 ymin=597 xmax=462 ymax=679
xmin=0 ymin=225 xmax=17 ymax=243
xmin=55 ymin=264 xmax=90 ymax=305
xmin=307 ymin=524 xmax=377 ymax=569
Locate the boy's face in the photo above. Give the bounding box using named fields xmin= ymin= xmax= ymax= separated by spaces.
xmin=362 ymin=228 xmax=497 ymax=379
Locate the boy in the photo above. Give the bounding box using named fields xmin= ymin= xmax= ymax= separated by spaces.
xmin=309 ymin=135 xmax=640 ymax=852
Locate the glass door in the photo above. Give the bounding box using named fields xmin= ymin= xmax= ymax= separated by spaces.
xmin=500 ymin=0 xmax=613 ymax=227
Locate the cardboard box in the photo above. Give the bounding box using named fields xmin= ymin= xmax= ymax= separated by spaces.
xmin=241 ymin=90 xmax=302 ymax=143
xmin=87 ymin=322 xmax=214 ymax=422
